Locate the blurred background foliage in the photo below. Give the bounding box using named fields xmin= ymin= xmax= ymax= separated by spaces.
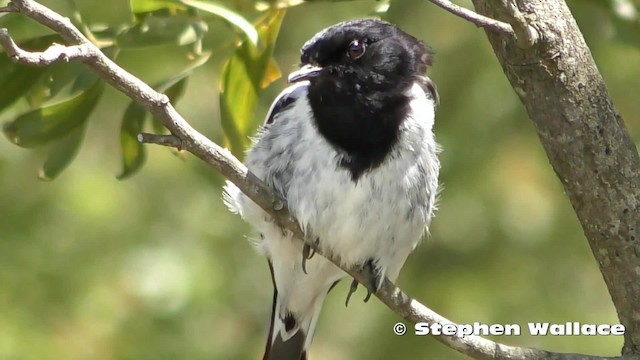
xmin=0 ymin=0 xmax=639 ymax=359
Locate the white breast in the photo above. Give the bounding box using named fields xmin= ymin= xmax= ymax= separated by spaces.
xmin=226 ymin=82 xmax=439 ymax=283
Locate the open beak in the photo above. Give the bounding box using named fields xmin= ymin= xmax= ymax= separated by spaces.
xmin=288 ymin=64 xmax=323 ymax=83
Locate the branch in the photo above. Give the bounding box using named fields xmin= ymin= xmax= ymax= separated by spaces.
xmin=427 ymin=0 xmax=539 ymax=48
xmin=427 ymin=0 xmax=514 ymax=35
xmin=138 ymin=133 xmax=184 ymax=150
xmin=0 ymin=1 xmax=633 ymax=359
xmin=471 ymin=0 xmax=640 ymax=355
xmin=0 ymin=29 xmax=92 ymax=65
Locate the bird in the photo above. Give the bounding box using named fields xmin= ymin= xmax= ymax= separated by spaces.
xmin=224 ymin=18 xmax=440 ymax=360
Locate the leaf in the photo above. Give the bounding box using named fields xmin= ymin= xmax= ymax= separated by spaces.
xmin=26 ymin=47 xmax=115 ymax=109
xmin=0 ymin=56 xmax=48 ymax=112
xmin=179 ymin=0 xmax=259 ymax=46
xmin=116 ymin=41 xmax=210 ymax=86
xmin=163 ymin=76 xmax=189 ymax=101
xmin=0 ymin=35 xmax=66 ymax=112
xmin=73 ymin=0 xmax=134 ymax=27
xmin=262 ymin=57 xmax=282 ymax=88
xmin=219 ymin=9 xmax=285 ymax=158
xmin=116 ymin=15 xmax=204 ymax=48
xmin=3 ymin=80 xmax=104 ymax=148
xmin=117 ymin=102 xmax=148 ymax=180
xmin=38 ymin=124 xmax=86 ymax=181
xmin=130 ymin=0 xmax=183 ymax=13
xmin=24 ymin=62 xmax=92 ymax=108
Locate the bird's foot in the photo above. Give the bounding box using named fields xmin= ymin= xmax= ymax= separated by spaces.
xmin=361 ymin=259 xmax=382 ymax=303
xmin=344 ymin=258 xmax=382 ymax=306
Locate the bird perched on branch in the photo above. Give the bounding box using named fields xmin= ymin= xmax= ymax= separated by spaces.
xmin=224 ymin=18 xmax=440 ymax=360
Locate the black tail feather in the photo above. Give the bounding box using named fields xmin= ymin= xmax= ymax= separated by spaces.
xmin=264 ymin=261 xmax=277 ymax=359
xmin=264 ymin=331 xmax=307 ymax=360
xmin=263 ymin=260 xmax=308 ymax=360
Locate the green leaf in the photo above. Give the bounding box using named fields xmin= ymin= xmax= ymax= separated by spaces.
xmin=3 ymin=80 xmax=104 ymax=148
xmin=0 ymin=56 xmax=48 ymax=112
xmin=219 ymin=9 xmax=285 ymax=158
xmin=163 ymin=76 xmax=189 ymax=102
xmin=73 ymin=0 xmax=134 ymax=27
xmin=101 ymin=36 xmax=198 ymax=180
xmin=116 ymin=15 xmax=205 ymax=48
xmin=38 ymin=124 xmax=86 ymax=181
xmin=0 ymin=35 xmax=66 ymax=112
xmin=25 ymin=46 xmax=113 ymax=108
xmin=179 ymin=0 xmax=259 ymax=46
xmin=130 ymin=0 xmax=183 ymax=13
xmin=117 ymin=42 xmax=210 ymax=86
xmin=24 ymin=62 xmax=96 ymax=108
xmin=117 ymin=102 xmax=148 ymax=180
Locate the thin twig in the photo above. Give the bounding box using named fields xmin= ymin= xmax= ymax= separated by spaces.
xmin=0 ymin=1 xmax=630 ymax=359
xmin=0 ymin=30 xmax=92 ymax=65
xmin=138 ymin=133 xmax=184 ymax=149
xmin=427 ymin=0 xmax=514 ymax=35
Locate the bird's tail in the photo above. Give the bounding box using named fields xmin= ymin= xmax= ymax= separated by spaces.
xmin=263 ymin=281 xmax=331 ymax=360
xmin=263 ymin=261 xmax=333 ymax=360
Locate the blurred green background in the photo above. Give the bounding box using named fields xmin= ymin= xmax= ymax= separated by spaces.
xmin=1 ymin=0 xmax=639 ymax=359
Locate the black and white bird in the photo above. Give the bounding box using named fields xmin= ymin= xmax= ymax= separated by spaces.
xmin=224 ymin=18 xmax=440 ymax=360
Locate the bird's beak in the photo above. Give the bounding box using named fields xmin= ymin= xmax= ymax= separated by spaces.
xmin=288 ymin=64 xmax=323 ymax=83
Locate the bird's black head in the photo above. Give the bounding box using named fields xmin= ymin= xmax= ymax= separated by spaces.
xmin=290 ymin=19 xmax=432 ymax=91
xmin=289 ymin=19 xmax=434 ymax=180
xmin=290 ymin=19 xmax=432 ymax=89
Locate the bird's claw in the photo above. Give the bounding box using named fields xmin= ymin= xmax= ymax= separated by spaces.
xmin=344 ymin=279 xmax=359 ymax=307
xmin=301 ymin=237 xmax=319 ymax=274
xmin=361 ymin=259 xmax=382 ymax=303
xmin=344 ymin=259 xmax=382 ymax=306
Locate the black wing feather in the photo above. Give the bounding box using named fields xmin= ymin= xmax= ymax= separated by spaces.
xmin=265 ymin=82 xmax=309 ymax=125
xmin=417 ymin=76 xmax=439 ymax=107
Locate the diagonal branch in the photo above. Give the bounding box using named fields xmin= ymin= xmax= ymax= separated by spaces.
xmin=0 ymin=1 xmax=633 ymax=359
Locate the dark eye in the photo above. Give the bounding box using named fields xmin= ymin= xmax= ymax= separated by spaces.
xmin=347 ymin=40 xmax=366 ymax=60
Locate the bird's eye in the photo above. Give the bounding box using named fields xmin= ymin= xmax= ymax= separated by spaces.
xmin=347 ymin=40 xmax=366 ymax=60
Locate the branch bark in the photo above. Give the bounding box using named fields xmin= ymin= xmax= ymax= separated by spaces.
xmin=470 ymin=0 xmax=640 ymax=355
xmin=0 ymin=30 xmax=92 ymax=64
xmin=1 ymin=0 xmax=638 ymax=359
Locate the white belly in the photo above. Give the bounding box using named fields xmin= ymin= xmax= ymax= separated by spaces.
xmin=228 ymin=82 xmax=439 ymax=282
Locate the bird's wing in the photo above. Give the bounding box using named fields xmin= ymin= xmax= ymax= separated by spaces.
xmin=264 ymin=81 xmax=309 ymax=125
xmin=417 ymin=75 xmax=439 ymax=107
